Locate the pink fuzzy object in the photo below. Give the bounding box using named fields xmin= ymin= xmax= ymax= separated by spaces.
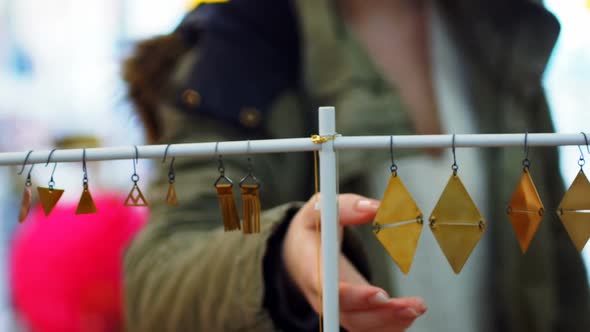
xmin=10 ymin=193 xmax=147 ymax=332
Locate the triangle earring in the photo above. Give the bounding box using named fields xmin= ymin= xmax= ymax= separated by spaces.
xmin=17 ymin=150 xmax=34 ymax=223
xmin=506 ymin=133 xmax=545 ymax=253
xmin=240 ymin=140 xmax=261 ymax=234
xmin=557 ymin=133 xmax=590 ymax=252
xmin=162 ymin=144 xmax=178 ymax=206
xmin=429 ymin=134 xmax=486 ymax=274
xmin=124 ymin=146 xmax=149 ymax=207
xmin=76 ymin=149 xmax=98 ymax=214
xmin=214 ymin=142 xmax=240 ymax=232
xmin=37 ymin=149 xmax=65 ymax=216
xmin=373 ymin=136 xmax=423 ymax=274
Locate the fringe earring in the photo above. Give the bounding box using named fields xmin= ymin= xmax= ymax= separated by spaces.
xmin=215 ymin=143 xmax=240 ymax=231
xmin=240 ymin=141 xmax=261 ymax=234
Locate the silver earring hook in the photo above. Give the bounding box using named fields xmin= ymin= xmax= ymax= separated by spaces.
xmin=18 ymin=150 xmax=34 ymax=175
xmin=45 ymin=148 xmax=58 ymax=189
xmin=578 ymin=132 xmax=589 ymax=169
xmin=82 ymin=149 xmax=89 ymax=188
xmin=240 ymin=140 xmax=260 ymax=187
xmin=451 ymin=134 xmax=458 ymax=175
xmin=389 ymin=135 xmax=398 ymax=175
xmin=523 ymin=132 xmax=531 ymax=170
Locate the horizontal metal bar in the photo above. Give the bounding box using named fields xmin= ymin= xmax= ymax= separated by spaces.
xmin=0 ymin=133 xmax=587 ymax=167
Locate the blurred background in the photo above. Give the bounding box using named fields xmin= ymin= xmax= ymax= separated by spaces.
xmin=0 ymin=0 xmax=588 ymax=330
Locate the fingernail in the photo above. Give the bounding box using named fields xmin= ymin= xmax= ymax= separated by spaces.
xmin=356 ymin=199 xmax=379 ymax=212
xmin=368 ymin=292 xmax=389 ymax=305
xmin=397 ymin=308 xmax=419 ymax=319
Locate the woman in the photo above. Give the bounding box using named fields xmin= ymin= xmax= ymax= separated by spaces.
xmin=123 ymin=0 xmax=590 ymax=331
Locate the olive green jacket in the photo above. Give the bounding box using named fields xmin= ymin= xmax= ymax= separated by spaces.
xmin=124 ymin=1 xmax=590 ymax=331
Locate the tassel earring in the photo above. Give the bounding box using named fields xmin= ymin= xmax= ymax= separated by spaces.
xmin=240 ymin=141 xmax=261 ymax=234
xmin=429 ymin=135 xmax=486 ymax=274
xmin=507 ymin=133 xmax=544 ymax=253
xmin=557 ymin=133 xmax=590 ymax=252
xmin=37 ymin=149 xmax=65 ymax=216
xmin=215 ymin=143 xmax=240 ymax=231
xmin=373 ymin=136 xmax=423 ymax=274
xmin=17 ymin=151 xmax=34 ymax=223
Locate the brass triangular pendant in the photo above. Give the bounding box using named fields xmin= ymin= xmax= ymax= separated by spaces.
xmin=124 ymin=184 xmax=149 ymax=207
xmin=166 ymin=183 xmax=178 ymax=206
xmin=506 ymin=169 xmax=545 ymax=253
xmin=373 ymin=174 xmax=423 ymax=274
xmin=429 ymin=173 xmax=486 ymax=274
xmin=76 ymin=187 xmax=97 ymax=214
xmin=18 ymin=186 xmax=33 ymax=223
xmin=557 ymin=170 xmax=590 ymax=252
xmin=37 ymin=187 xmax=65 ymax=216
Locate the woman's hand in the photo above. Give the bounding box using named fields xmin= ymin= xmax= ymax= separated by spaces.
xmin=283 ymin=194 xmax=427 ymax=332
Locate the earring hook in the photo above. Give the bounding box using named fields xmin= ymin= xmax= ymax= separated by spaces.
xmin=451 ymin=134 xmax=458 ymax=175
xmin=131 ymin=146 xmax=140 ymax=184
xmin=82 ymin=149 xmax=89 ymax=188
xmin=18 ymin=150 xmax=34 ymax=175
xmin=162 ymin=144 xmax=176 ymax=183
xmin=240 ymin=140 xmax=260 ymax=187
xmin=45 ymin=148 xmax=58 ymax=189
xmin=578 ymin=132 xmax=589 ymax=169
xmin=390 ymin=135 xmax=398 ymax=175
xmin=582 ymin=132 xmax=590 ymax=154
xmin=523 ymin=132 xmax=531 ymax=170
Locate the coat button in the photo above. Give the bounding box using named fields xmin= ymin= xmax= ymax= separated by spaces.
xmin=182 ymin=89 xmax=201 ymax=108
xmin=239 ymin=107 xmax=261 ymax=128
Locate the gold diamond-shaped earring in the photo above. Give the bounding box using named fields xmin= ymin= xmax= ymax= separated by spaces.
xmin=429 ymin=134 xmax=486 ymax=274
xmin=373 ymin=136 xmax=423 ymax=275
xmin=557 ymin=133 xmax=590 ymax=252
xmin=506 ymin=133 xmax=545 ymax=253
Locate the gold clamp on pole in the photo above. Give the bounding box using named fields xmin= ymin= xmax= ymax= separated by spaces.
xmin=311 ymin=134 xmax=339 ymax=145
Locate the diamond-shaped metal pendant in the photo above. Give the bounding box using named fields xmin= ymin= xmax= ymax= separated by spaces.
xmin=373 ymin=174 xmax=423 ymax=275
xmin=429 ymin=173 xmax=485 ymax=274
xmin=506 ymin=168 xmax=545 ymax=253
xmin=557 ymin=170 xmax=590 ymax=252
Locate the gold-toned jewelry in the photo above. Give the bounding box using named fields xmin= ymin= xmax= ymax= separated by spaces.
xmin=76 ymin=149 xmax=98 ymax=214
xmin=37 ymin=149 xmax=64 ymax=216
xmin=124 ymin=146 xmax=149 ymax=207
xmin=17 ymin=151 xmax=34 ymax=223
xmin=506 ymin=133 xmax=544 ymax=253
xmin=240 ymin=141 xmax=261 ymax=234
xmin=429 ymin=135 xmax=486 ymax=274
xmin=557 ymin=133 xmax=590 ymax=252
xmin=162 ymin=144 xmax=178 ymax=206
xmin=215 ymin=143 xmax=240 ymax=231
xmin=373 ymin=136 xmax=423 ymax=275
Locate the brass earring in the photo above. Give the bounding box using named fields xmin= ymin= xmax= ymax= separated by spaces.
xmin=37 ymin=149 xmax=65 ymax=216
xmin=18 ymin=151 xmax=34 ymax=223
xmin=557 ymin=132 xmax=590 ymax=252
xmin=76 ymin=149 xmax=98 ymax=214
xmin=429 ymin=134 xmax=486 ymax=274
xmin=373 ymin=136 xmax=423 ymax=274
xmin=240 ymin=141 xmax=261 ymax=234
xmin=162 ymin=144 xmax=178 ymax=206
xmin=214 ymin=143 xmax=240 ymax=231
xmin=124 ymin=146 xmax=149 ymax=207
xmin=506 ymin=133 xmax=545 ymax=253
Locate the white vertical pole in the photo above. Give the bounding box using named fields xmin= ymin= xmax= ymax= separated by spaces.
xmin=318 ymin=106 xmax=339 ymax=332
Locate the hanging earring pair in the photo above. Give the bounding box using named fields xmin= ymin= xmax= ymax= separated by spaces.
xmin=214 ymin=141 xmax=261 ymax=234
xmin=557 ymin=132 xmax=590 ymax=252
